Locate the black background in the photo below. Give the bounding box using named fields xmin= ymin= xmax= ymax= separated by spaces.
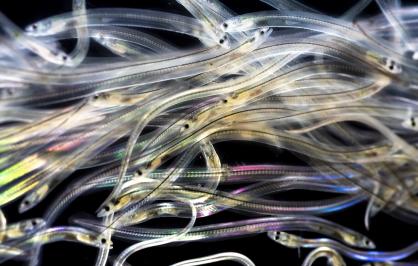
xmin=0 ymin=1 xmax=417 ymax=265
